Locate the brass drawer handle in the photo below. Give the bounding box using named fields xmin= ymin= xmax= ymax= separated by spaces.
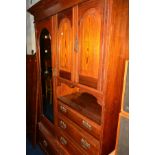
xmin=43 ymin=140 xmax=48 ymax=147
xmin=60 ymin=105 xmax=67 ymax=113
xmin=60 ymin=137 xmax=67 ymax=145
xmin=59 ymin=120 xmax=67 ymax=129
xmin=82 ymin=120 xmax=92 ymax=130
xmin=81 ymin=138 xmax=90 ymax=150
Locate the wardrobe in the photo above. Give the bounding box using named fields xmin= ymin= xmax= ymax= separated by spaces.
xmin=27 ymin=0 xmax=129 ymax=154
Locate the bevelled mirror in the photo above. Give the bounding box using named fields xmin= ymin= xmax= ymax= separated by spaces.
xmin=40 ymin=28 xmax=54 ymax=123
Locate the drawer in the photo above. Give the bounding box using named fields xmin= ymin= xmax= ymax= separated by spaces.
xmin=57 ymin=129 xmax=86 ymax=155
xmin=58 ymin=114 xmax=100 ymax=155
xmin=58 ymin=101 xmax=101 ymax=139
xmin=55 ymin=141 xmax=70 ymax=155
xmin=38 ymin=132 xmax=54 ymax=155
xmin=38 ymin=130 xmax=70 ymax=155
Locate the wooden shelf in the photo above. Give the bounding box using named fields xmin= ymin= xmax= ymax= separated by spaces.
xmin=57 ymin=77 xmax=103 ymax=102
xmin=58 ymin=92 xmax=102 ymax=124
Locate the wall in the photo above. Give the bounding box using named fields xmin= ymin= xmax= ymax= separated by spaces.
xmin=26 ymin=0 xmax=40 ymax=55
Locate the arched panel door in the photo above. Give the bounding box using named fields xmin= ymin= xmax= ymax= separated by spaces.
xmin=58 ymin=17 xmax=73 ymax=81
xmin=79 ymin=8 xmax=101 ymax=89
xmin=40 ymin=28 xmax=54 ymax=123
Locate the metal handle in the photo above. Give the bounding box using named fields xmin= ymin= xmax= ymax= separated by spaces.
xmin=60 ymin=105 xmax=67 ymax=113
xmin=43 ymin=140 xmax=48 ymax=147
xmin=81 ymin=138 xmax=90 ymax=150
xmin=82 ymin=120 xmax=92 ymax=130
xmin=74 ymin=35 xmax=78 ymax=52
xmin=60 ymin=137 xmax=67 ymax=145
xmin=69 ymin=83 xmax=75 ymax=88
xmin=59 ymin=120 xmax=67 ymax=129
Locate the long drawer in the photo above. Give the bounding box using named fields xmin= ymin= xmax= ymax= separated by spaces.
xmin=58 ymin=114 xmax=100 ymax=155
xmin=38 ymin=122 xmax=69 ymax=155
xmin=58 ymin=101 xmax=101 ymax=139
xmin=57 ymin=128 xmax=86 ymax=155
xmin=38 ymin=131 xmax=56 ymax=155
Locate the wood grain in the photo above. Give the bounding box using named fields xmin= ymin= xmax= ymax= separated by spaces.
xmin=79 ymin=8 xmax=101 ymax=79
xmin=58 ymin=18 xmax=72 ymax=72
xmin=59 ymin=70 xmax=71 ymax=80
xmin=27 ymin=0 xmax=88 ymax=22
xmin=38 ymin=121 xmax=70 ymax=155
xmin=58 ymin=114 xmax=100 ymax=155
xmin=56 ymin=82 xmax=79 ymax=97
xmin=101 ymin=0 xmax=129 ymax=154
xmin=79 ymin=75 xmax=97 ymax=89
xmin=58 ymin=101 xmax=101 ymax=139
xmin=28 ymin=0 xmax=129 ymax=155
xmin=56 ymin=127 xmax=85 ymax=155
xmin=26 ymin=54 xmax=37 ymax=146
xmin=58 ymin=92 xmax=102 ymax=124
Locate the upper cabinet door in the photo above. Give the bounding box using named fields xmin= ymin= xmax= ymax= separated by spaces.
xmin=78 ymin=0 xmax=103 ymax=89
xmin=58 ymin=9 xmax=73 ymax=81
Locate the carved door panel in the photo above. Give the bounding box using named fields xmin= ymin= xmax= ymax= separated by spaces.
xmin=57 ymin=9 xmax=73 ymax=81
xmin=78 ymin=1 xmax=103 ymax=89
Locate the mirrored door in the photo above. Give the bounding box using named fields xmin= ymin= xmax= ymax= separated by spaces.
xmin=40 ymin=29 xmax=54 ymax=123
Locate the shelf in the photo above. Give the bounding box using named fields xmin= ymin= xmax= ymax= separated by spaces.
xmin=58 ymin=92 xmax=102 ymax=124
xmin=57 ymin=77 xmax=103 ymax=102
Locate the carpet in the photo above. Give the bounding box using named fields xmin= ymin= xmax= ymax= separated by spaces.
xmin=26 ymin=138 xmax=44 ymax=155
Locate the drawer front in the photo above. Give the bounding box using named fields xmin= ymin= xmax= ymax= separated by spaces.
xmin=55 ymin=141 xmax=70 ymax=155
xmin=39 ymin=130 xmax=70 ymax=155
xmin=57 ymin=129 xmax=85 ymax=155
xmin=58 ymin=115 xmax=100 ymax=155
xmin=58 ymin=101 xmax=101 ymax=139
xmin=38 ymin=132 xmax=55 ymax=155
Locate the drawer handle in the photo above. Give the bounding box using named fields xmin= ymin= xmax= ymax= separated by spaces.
xmin=81 ymin=138 xmax=90 ymax=150
xmin=43 ymin=140 xmax=48 ymax=147
xmin=82 ymin=120 xmax=92 ymax=130
xmin=60 ymin=105 xmax=67 ymax=113
xmin=60 ymin=137 xmax=67 ymax=145
xmin=59 ymin=120 xmax=67 ymax=129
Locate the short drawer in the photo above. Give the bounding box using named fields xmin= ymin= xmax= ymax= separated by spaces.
xmin=58 ymin=101 xmax=101 ymax=139
xmin=57 ymin=129 xmax=86 ymax=155
xmin=58 ymin=115 xmax=100 ymax=155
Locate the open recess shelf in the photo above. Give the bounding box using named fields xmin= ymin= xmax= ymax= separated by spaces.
xmin=58 ymin=92 xmax=102 ymax=125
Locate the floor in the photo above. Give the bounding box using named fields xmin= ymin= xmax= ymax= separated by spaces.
xmin=26 ymin=138 xmax=44 ymax=155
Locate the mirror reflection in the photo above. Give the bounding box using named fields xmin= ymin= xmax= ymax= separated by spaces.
xmin=40 ymin=29 xmax=54 ymax=123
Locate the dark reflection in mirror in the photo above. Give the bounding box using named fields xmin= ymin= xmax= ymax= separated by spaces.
xmin=40 ymin=29 xmax=54 ymax=123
